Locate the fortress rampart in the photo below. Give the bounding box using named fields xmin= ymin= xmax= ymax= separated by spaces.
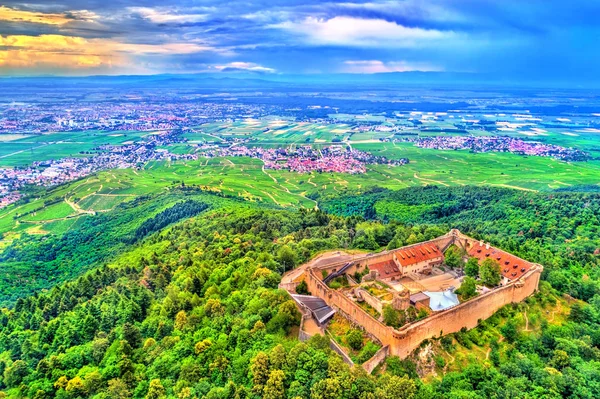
xmin=317 ymin=233 xmax=456 ymax=279
xmin=301 ymin=230 xmax=543 ymax=359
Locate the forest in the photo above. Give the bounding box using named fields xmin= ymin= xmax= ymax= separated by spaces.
xmin=0 ymin=189 xmax=236 ymax=306
xmin=0 ymin=186 xmax=599 ymax=398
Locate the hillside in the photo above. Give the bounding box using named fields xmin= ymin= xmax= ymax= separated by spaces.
xmin=0 ymin=186 xmax=599 ymax=398
xmin=0 ymin=188 xmax=247 ymax=306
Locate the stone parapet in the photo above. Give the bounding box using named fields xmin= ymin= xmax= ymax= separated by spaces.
xmin=298 ymin=230 xmax=543 ymax=359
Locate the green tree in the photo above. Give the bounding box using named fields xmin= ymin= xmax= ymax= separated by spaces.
xmin=383 ymin=305 xmax=405 ymax=328
xmin=107 ymin=379 xmax=130 ymax=399
xmin=83 ymin=370 xmax=103 ymax=395
xmin=250 ymin=352 xmax=270 ymax=394
xmin=480 ymin=259 xmax=502 ymax=287
xmin=146 ymin=379 xmax=166 ymax=399
xmin=122 ymin=322 xmax=141 ymax=348
xmin=406 ymin=233 xmax=419 ymax=245
xmin=417 ymin=307 xmax=429 ymax=319
xmin=277 ymin=245 xmax=296 ymax=272
xmin=263 ymin=369 xmax=285 ymax=399
xmin=310 ymin=378 xmax=342 ymax=399
xmin=500 ymin=318 xmax=519 ymax=343
xmin=549 ymin=349 xmax=570 ymax=370
xmin=65 ymin=376 xmax=86 ymax=396
xmin=376 ymin=375 xmax=416 ymax=399
xmin=295 ymin=280 xmax=309 ymax=295
xmin=489 ymin=340 xmax=500 ymax=366
xmin=174 ymin=310 xmax=188 ymax=331
xmin=465 ymin=257 xmax=479 ymax=279
xmin=444 ymin=246 xmax=463 ymax=269
xmin=269 ymin=345 xmax=286 ymax=370
xmin=386 ymin=357 xmax=418 ymax=378
xmin=568 ymin=302 xmax=589 ymax=323
xmin=457 ymin=277 xmax=478 ymax=300
xmin=4 ymin=360 xmax=29 ymax=388
xmin=346 ymin=330 xmax=364 ymax=351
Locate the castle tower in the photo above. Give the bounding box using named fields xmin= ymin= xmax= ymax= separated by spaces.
xmin=392 ymin=288 xmax=410 ymax=311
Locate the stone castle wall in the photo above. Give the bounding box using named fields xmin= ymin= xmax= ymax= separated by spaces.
xmin=306 ymin=268 xmax=394 ymax=346
xmin=317 ymin=233 xmax=457 ymax=278
xmin=356 ymin=287 xmax=384 ymax=314
xmin=362 ymin=345 xmax=389 ymax=373
xmin=305 ymin=261 xmax=542 ymax=359
xmin=390 ymin=265 xmax=542 ymax=357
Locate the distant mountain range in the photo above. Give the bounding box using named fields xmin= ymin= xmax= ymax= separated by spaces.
xmin=2 ymin=71 xmax=597 ymax=89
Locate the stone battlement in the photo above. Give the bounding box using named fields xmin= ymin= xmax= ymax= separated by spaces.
xmin=292 ymin=229 xmax=543 ymax=359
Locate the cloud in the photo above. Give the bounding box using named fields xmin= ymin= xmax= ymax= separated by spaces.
xmin=341 ymin=60 xmax=443 ymax=73
xmin=65 ymin=10 xmax=99 ymax=23
xmin=272 ymin=16 xmax=457 ymax=48
xmin=127 ymin=7 xmax=209 ymax=24
xmin=0 ymin=0 xmax=599 ymax=79
xmin=0 ymin=34 xmax=118 ymax=71
xmin=114 ymin=42 xmax=215 ymax=55
xmin=0 ymin=34 xmax=219 ymax=74
xmin=0 ymin=5 xmax=72 ymax=25
xmin=214 ymin=62 xmax=276 ymax=74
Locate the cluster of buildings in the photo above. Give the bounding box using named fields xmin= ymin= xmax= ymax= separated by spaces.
xmin=413 ymin=135 xmax=589 ymax=161
xmin=0 ymin=101 xmax=274 ymax=134
xmin=202 ymin=144 xmax=408 ymax=174
xmin=270 ymin=155 xmax=367 ymax=174
xmin=0 ymin=131 xmax=196 ymax=208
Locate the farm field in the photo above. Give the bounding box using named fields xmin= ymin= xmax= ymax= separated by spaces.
xmin=353 ymin=142 xmax=600 ymax=191
xmin=188 ymin=119 xmax=361 ymax=144
xmin=186 ymin=115 xmax=600 ymax=154
xmin=0 ymin=130 xmax=148 ymax=166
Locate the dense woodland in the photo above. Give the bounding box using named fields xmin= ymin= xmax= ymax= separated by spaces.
xmin=0 ymin=186 xmax=599 ymax=398
xmin=0 ymin=191 xmax=227 ymax=306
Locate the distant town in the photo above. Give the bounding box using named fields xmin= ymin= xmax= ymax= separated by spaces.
xmin=0 ymin=101 xmax=273 ymax=133
xmin=412 ymin=136 xmax=589 ymax=161
xmin=0 ymin=130 xmax=196 ymax=207
xmin=202 ymin=144 xmax=409 ymax=174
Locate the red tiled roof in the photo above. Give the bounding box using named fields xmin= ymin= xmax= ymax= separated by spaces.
xmin=394 ymin=243 xmax=443 ymax=267
xmin=369 ymin=260 xmax=402 ymax=278
xmin=467 ymin=241 xmax=532 ymax=280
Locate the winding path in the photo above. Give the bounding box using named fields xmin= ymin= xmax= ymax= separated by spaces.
xmin=413 ymin=173 xmax=450 ymax=187
xmin=64 ymin=196 xmax=95 ymax=215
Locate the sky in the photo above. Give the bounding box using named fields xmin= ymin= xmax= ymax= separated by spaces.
xmin=0 ymin=0 xmax=598 ymax=81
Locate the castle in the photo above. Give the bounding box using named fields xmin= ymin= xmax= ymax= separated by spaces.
xmin=282 ymin=229 xmax=543 ymax=363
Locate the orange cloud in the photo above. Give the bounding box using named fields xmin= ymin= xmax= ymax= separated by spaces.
xmin=0 ymin=6 xmax=228 ymax=74
xmin=0 ymin=34 xmax=90 ymax=50
xmin=0 ymin=34 xmax=218 ymax=74
xmin=0 ymin=50 xmax=109 ymax=70
xmin=0 ymin=35 xmax=114 ymax=70
xmin=0 ymin=6 xmax=72 ymax=25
